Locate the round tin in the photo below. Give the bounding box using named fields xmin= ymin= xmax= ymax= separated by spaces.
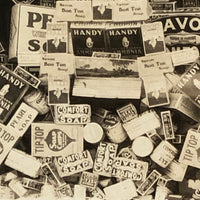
xmin=24 ymin=89 xmax=50 ymax=115
xmin=83 ymin=122 xmax=104 ymax=144
xmin=150 ymin=141 xmax=178 ymax=168
xmin=131 ymin=136 xmax=154 ymax=157
xmin=101 ymin=114 xmax=127 ymax=144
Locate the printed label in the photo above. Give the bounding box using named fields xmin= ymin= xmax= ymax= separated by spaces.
xmin=46 ymin=22 xmax=68 ymax=54
xmin=71 ymin=22 xmax=106 ymax=56
xmin=14 ymin=66 xmax=41 ymax=88
xmin=143 ymin=74 xmax=170 ymax=108
xmin=31 ymin=123 xmax=83 ymax=157
xmin=116 ymin=103 xmax=138 ymax=123
xmin=54 ymin=104 xmax=91 ymax=124
xmin=150 ymin=140 xmax=177 ymax=168
xmin=113 ymin=0 xmax=150 ymax=21
xmin=56 ymin=0 xmax=92 ymax=21
xmin=7 ymin=102 xmax=38 ymax=137
xmin=179 ymin=129 xmax=200 ymax=168
xmin=48 ymin=72 xmax=70 ymax=105
xmin=92 ymin=51 xmax=121 ymax=58
xmin=79 ymin=171 xmax=99 ymax=190
xmin=93 ymin=142 xmax=118 ymax=177
xmin=106 ymin=22 xmax=144 ymax=57
xmin=138 ymin=53 xmax=173 ymax=76
xmin=141 ymin=22 xmax=166 ymax=55
xmin=0 ymin=124 xmax=21 ymax=165
xmin=40 ymin=0 xmax=56 ymax=7
xmin=176 ymin=63 xmax=200 ymax=107
xmin=41 ymin=162 xmax=64 ymax=186
xmin=54 ymin=150 xmax=93 ymax=177
xmin=112 ymin=157 xmax=148 ymax=182
xmin=56 ymin=183 xmax=73 ymax=198
xmin=150 ymin=2 xmax=176 ymax=11
xmin=161 ymin=110 xmax=175 ymax=140
xmin=137 ymin=170 xmax=161 ymax=196
xmin=40 ymin=53 xmax=75 ymax=76
xmin=75 ymin=57 xmax=138 ymax=78
xmin=0 ymin=65 xmax=29 ymax=122
xmin=10 ymin=4 xmax=55 ymax=64
xmin=123 ymin=110 xmax=161 ymax=140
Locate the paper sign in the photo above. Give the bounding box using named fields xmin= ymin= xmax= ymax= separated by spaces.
xmin=138 ymin=53 xmax=173 ymax=76
xmin=56 ymin=0 xmax=92 ymax=21
xmin=46 ymin=22 xmax=68 ymax=53
xmin=141 ymin=22 xmax=166 ymax=55
xmin=143 ymin=74 xmax=170 ymax=108
xmin=113 ymin=0 xmax=151 ymax=21
xmin=48 ymin=72 xmax=70 ymax=105
xmin=170 ymin=47 xmax=199 ymax=66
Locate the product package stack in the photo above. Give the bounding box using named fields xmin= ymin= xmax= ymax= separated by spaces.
xmin=1 ymin=0 xmax=200 ymax=199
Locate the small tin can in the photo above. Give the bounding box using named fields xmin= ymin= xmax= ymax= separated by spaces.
xmin=150 ymin=141 xmax=178 ymax=168
xmin=24 ymin=89 xmax=50 ymax=115
xmin=83 ymin=122 xmax=104 ymax=144
xmin=131 ymin=136 xmax=154 ymax=157
xmin=101 ymin=114 xmax=127 ymax=143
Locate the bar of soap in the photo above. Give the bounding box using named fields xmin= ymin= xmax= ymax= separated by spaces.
xmin=104 ymin=179 xmax=137 ymax=200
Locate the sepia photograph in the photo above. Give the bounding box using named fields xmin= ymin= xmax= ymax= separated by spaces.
xmin=1 ymin=0 xmax=200 ymax=199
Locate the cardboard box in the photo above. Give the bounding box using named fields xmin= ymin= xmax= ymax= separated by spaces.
xmin=9 ymin=4 xmax=55 ymax=65
xmin=0 ymin=64 xmax=29 ymax=123
xmin=31 ymin=123 xmax=83 ymax=157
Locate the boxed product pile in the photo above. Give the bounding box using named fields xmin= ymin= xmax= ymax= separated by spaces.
xmin=1 ymin=0 xmax=200 ymax=199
